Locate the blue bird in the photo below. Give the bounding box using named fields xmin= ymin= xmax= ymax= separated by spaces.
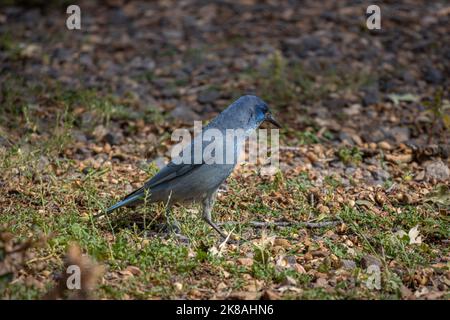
xmin=104 ymin=95 xmax=281 ymax=239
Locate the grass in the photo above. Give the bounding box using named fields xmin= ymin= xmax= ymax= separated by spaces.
xmin=337 ymin=146 xmax=363 ymax=165
xmin=0 ymin=82 xmax=448 ymax=300
xmin=422 ymin=87 xmax=450 ymax=144
xmin=246 ymin=50 xmax=376 ymax=110
xmin=0 ymin=32 xmax=22 ymax=61
xmin=1 ymin=142 xmax=448 ymax=299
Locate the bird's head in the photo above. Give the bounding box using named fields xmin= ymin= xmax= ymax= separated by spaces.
xmin=235 ymin=95 xmax=281 ymax=129
xmin=254 ymin=99 xmax=281 ymax=129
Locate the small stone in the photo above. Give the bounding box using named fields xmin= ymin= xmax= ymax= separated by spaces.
xmin=395 ymin=192 xmax=412 ymax=204
xmin=37 ymin=156 xmax=49 ymax=171
xmin=170 ymin=104 xmax=200 ymax=122
xmin=103 ymin=132 xmax=122 ymax=145
xmin=173 ymin=282 xmax=183 ymax=291
xmin=73 ymin=131 xmax=88 ymax=143
xmin=339 ymin=132 xmax=355 ymax=145
xmin=41 ymin=270 xmax=52 ymax=277
xmin=103 ymin=143 xmax=111 ymax=153
xmin=161 ymin=87 xmax=179 ymax=98
xmin=324 ymin=98 xmax=348 ymax=109
xmin=401 ymin=71 xmax=415 ymax=84
xmin=228 ymin=291 xmax=259 ymax=300
xmin=197 ymin=90 xmax=220 ymax=104
xmin=383 ymin=126 xmax=410 ymax=143
xmin=378 ymin=141 xmax=392 ymax=150
xmin=375 ymin=192 xmax=386 ymax=205
xmin=362 ymin=85 xmax=380 ymax=106
xmin=304 ymin=252 xmax=313 ymax=261
xmin=414 ymin=171 xmax=425 ymax=181
xmin=118 ymin=270 xmax=134 ymax=278
xmin=21 ymin=43 xmax=42 ymax=58
xmin=300 ymin=35 xmax=322 ymax=51
xmin=372 ymin=169 xmax=390 ymax=182
xmin=261 ymin=289 xmax=281 ymax=300
xmin=188 ymin=289 xmax=202 ymax=298
xmin=293 ymin=264 xmax=306 ymax=274
xmin=217 ymin=282 xmax=227 ymax=291
xmin=282 ymin=36 xmax=321 ymax=56
xmin=125 ymin=265 xmax=141 ymax=276
xmin=385 ymin=154 xmax=413 ymax=163
xmin=317 ymin=204 xmax=330 ymax=215
xmin=351 ymin=134 xmax=363 ymax=146
xmin=361 ymin=255 xmax=382 ymax=269
xmin=400 ymin=285 xmax=413 ymax=299
xmin=306 ymin=151 xmax=318 ymax=163
xmin=93 ymin=125 xmax=108 ymax=140
xmin=424 ymin=160 xmax=450 ymax=182
xmin=341 ymin=259 xmax=357 ymax=270
xmin=274 ymin=238 xmax=291 ymax=248
xmin=343 ymin=104 xmax=361 ymax=116
xmin=315 ymin=277 xmax=328 ymax=288
xmin=423 ymin=66 xmax=443 ymax=84
xmin=237 ymin=258 xmax=254 ymax=266
xmin=92 ymin=145 xmax=103 ymax=154
xmin=311 ymin=250 xmax=328 ymax=258
xmin=282 ymin=276 xmax=297 ymax=286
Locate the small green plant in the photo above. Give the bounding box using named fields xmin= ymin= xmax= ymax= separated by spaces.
xmin=324 ymin=174 xmax=342 ymax=188
xmin=423 ymin=88 xmax=450 ymax=144
xmin=337 ymin=146 xmax=363 ymax=165
xmin=0 ymin=32 xmax=21 ymax=60
xmin=259 ymin=51 xmax=296 ymax=106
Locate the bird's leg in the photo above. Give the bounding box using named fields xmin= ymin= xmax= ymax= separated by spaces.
xmin=202 ymin=192 xmax=228 ymax=239
xmin=160 ymin=205 xmax=189 ymax=244
xmin=164 ymin=205 xmax=181 ymax=234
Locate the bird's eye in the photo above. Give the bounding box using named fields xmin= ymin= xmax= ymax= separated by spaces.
xmin=258 ymin=104 xmax=268 ymax=114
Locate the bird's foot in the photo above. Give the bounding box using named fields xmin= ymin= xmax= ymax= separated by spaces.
xmin=159 ymin=222 xmax=182 ymax=234
xmin=172 ymin=233 xmax=190 ymax=245
xmin=159 ymin=223 xmax=190 ymax=244
xmin=225 ymin=238 xmax=242 ymax=246
xmin=219 ymin=233 xmax=243 ymax=246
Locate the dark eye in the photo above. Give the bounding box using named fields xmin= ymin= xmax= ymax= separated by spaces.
xmin=258 ymin=103 xmax=268 ymax=114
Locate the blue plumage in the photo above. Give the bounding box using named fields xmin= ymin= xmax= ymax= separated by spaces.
xmin=105 ymin=95 xmax=280 ymax=238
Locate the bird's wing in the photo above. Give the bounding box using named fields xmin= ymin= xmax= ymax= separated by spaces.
xmin=122 ymin=134 xmax=214 ymax=200
xmin=122 ymin=161 xmax=202 ymax=200
xmin=148 ymin=161 xmax=202 ymax=188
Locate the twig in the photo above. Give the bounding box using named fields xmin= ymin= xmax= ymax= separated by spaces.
xmin=279 ymin=146 xmax=302 ymax=151
xmin=219 ymin=220 xmax=340 ymax=229
xmin=386 ymin=182 xmax=397 ymax=193
xmin=302 ymin=221 xmax=341 ymax=228
xmin=219 ymin=227 xmax=235 ymax=248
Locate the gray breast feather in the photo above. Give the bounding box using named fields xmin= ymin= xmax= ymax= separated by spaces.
xmin=123 ymin=129 xmax=245 ymax=203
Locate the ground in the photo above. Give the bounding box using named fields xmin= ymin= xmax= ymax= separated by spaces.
xmin=0 ymin=0 xmax=449 ymax=299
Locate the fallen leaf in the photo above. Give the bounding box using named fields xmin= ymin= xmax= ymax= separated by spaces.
xmin=387 ymin=93 xmax=419 ymax=106
xmin=385 ymin=154 xmax=413 ymax=163
xmin=237 ymin=258 xmax=254 ymax=267
xmin=261 ymin=289 xmax=281 ymax=300
xmin=408 ymin=225 xmax=422 ymax=245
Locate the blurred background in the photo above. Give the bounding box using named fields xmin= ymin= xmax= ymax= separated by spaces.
xmin=1 ymin=0 xmax=448 ymax=150
xmin=0 ymin=0 xmax=449 ymax=300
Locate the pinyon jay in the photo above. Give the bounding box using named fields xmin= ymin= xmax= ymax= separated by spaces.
xmin=104 ymin=95 xmax=281 ymax=239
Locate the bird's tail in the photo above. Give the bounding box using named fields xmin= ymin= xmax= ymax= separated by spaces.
xmin=104 ymin=193 xmax=143 ymax=215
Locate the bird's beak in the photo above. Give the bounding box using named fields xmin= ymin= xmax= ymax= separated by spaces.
xmin=264 ymin=113 xmax=281 ymax=128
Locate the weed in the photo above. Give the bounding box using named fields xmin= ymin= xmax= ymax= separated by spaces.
xmin=337 ymin=146 xmax=363 ymax=165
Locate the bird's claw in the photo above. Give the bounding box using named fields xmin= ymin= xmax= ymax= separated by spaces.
xmin=160 ymin=222 xmax=182 ymax=234
xmin=219 ymin=233 xmax=243 ymax=246
xmin=173 ymin=233 xmax=190 ymax=245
